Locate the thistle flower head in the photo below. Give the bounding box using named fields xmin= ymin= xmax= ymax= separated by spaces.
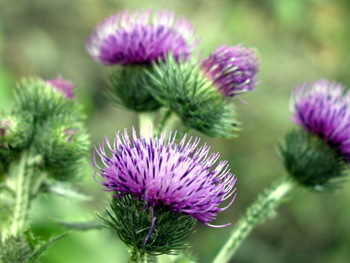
xmin=47 ymin=76 xmax=75 ymax=99
xmin=291 ymin=79 xmax=350 ymax=162
xmin=201 ymin=45 xmax=259 ymax=97
xmin=85 ymin=9 xmax=198 ymax=65
xmin=93 ymin=128 xmax=236 ymax=227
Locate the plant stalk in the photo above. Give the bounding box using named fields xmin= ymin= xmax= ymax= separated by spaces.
xmin=212 ymin=177 xmax=295 ymax=263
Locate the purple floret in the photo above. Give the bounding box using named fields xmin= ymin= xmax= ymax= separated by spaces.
xmin=85 ymin=9 xmax=198 ymax=65
xmin=93 ymin=128 xmax=236 ymax=227
xmin=201 ymin=45 xmax=259 ymax=97
xmin=47 ymin=76 xmax=75 ymax=99
xmin=292 ymin=79 xmax=350 ymax=161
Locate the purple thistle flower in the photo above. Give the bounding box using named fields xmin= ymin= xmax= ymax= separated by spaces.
xmin=93 ymin=128 xmax=236 ymax=227
xmin=201 ymin=45 xmax=259 ymax=98
xmin=291 ymin=79 xmax=350 ymax=161
xmin=47 ymin=76 xmax=75 ymax=99
xmin=85 ymin=9 xmax=199 ymax=66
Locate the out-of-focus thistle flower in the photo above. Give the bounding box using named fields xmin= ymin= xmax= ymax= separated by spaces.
xmin=280 ymin=80 xmax=350 ymax=189
xmin=93 ymin=128 xmax=236 ymax=255
xmin=291 ymin=80 xmax=350 ymax=161
xmin=85 ymin=9 xmax=198 ymax=65
xmin=200 ymin=45 xmax=259 ymax=97
xmin=47 ymin=76 xmax=75 ymax=99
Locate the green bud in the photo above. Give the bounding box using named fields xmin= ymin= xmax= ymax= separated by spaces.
xmin=101 ymin=194 xmax=196 ymax=257
xmin=34 ymin=116 xmax=89 ymax=181
xmin=146 ymin=55 xmax=239 ymax=138
xmin=0 ymin=113 xmax=33 ymax=151
xmin=109 ymin=66 xmax=162 ymax=112
xmin=13 ymin=78 xmax=74 ymax=123
xmin=279 ymin=130 xmax=348 ymax=190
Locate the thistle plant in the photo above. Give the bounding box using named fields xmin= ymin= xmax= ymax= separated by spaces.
xmin=1 ymin=6 xmax=348 ymax=263
xmin=0 ymin=77 xmax=89 ymax=262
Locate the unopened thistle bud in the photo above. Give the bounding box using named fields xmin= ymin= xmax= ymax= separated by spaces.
xmin=35 ymin=117 xmax=89 ymax=181
xmin=146 ymin=55 xmax=240 ymax=138
xmin=0 ymin=113 xmax=33 ymax=151
xmin=93 ymin=128 xmax=237 ymax=256
xmin=85 ymin=9 xmax=199 ymax=112
xmin=13 ymin=77 xmax=75 ymax=122
xmin=280 ymin=80 xmax=350 ymax=189
xmin=200 ymin=45 xmax=259 ymax=98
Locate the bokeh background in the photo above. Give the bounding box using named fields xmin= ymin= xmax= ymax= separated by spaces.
xmin=1 ymin=0 xmax=350 ymax=262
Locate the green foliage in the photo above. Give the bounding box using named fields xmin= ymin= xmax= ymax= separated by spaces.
xmin=146 ymin=55 xmax=239 ymax=138
xmin=109 ymin=66 xmax=162 ymax=112
xmin=279 ymin=130 xmax=348 ymax=190
xmin=101 ymin=194 xmax=196 ymax=257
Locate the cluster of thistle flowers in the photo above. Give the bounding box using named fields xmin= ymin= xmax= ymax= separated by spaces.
xmin=0 ymin=77 xmax=89 ymax=261
xmin=85 ymin=8 xmax=260 ymax=259
xmin=85 ymin=8 xmax=350 ymax=262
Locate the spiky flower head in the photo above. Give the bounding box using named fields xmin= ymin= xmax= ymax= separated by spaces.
xmin=291 ymin=79 xmax=350 ymax=162
xmin=85 ymin=9 xmax=198 ymax=66
xmin=200 ymin=45 xmax=259 ymax=97
xmin=0 ymin=113 xmax=33 ymax=151
xmin=146 ymin=55 xmax=240 ymax=138
xmin=93 ymin=128 xmax=236 ymax=226
xmin=13 ymin=78 xmax=76 ymax=123
xmin=47 ymin=76 xmax=75 ymax=99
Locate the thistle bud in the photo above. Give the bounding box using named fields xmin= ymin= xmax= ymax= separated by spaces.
xmin=0 ymin=113 xmax=33 ymax=151
xmin=201 ymin=45 xmax=259 ymax=97
xmin=146 ymin=55 xmax=239 ymax=138
xmin=35 ymin=117 xmax=89 ymax=181
xmin=13 ymin=78 xmax=75 ymax=123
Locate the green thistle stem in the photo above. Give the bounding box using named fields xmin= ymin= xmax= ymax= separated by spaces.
xmin=9 ymin=151 xmax=31 ymax=237
xmin=139 ymin=112 xmax=155 ymax=136
xmin=5 ymin=150 xmax=44 ymax=240
xmin=212 ymin=177 xmax=295 ymax=263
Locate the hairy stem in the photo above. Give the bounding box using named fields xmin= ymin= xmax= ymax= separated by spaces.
xmin=4 ymin=151 xmax=44 ymax=240
xmin=9 ymin=151 xmax=32 ymax=237
xmin=212 ymin=177 xmax=295 ymax=263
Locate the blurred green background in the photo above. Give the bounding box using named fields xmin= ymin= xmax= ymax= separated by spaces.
xmin=1 ymin=0 xmax=350 ymax=262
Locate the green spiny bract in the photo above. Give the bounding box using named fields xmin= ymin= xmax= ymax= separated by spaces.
xmin=146 ymin=55 xmax=239 ymax=138
xmin=108 ymin=66 xmax=162 ymax=112
xmin=279 ymin=130 xmax=348 ymax=190
xmin=101 ymin=194 xmax=196 ymax=257
xmin=13 ymin=78 xmax=76 ymax=123
xmin=34 ymin=115 xmax=89 ymax=181
xmin=0 ymin=112 xmax=33 ymax=151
